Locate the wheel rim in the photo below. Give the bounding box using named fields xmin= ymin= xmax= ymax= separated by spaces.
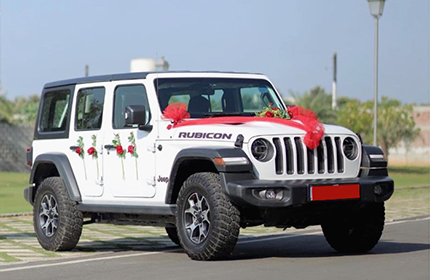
xmin=183 ymin=192 xmax=211 ymax=244
xmin=39 ymin=194 xmax=59 ymax=237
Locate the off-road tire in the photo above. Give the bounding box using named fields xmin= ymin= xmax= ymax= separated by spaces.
xmin=176 ymin=172 xmax=240 ymax=261
xmin=33 ymin=177 xmax=83 ymax=251
xmin=322 ymin=202 xmax=385 ymax=253
xmin=165 ymin=227 xmax=180 ymax=245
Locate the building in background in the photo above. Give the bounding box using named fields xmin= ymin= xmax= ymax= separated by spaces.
xmin=389 ymin=105 xmax=430 ymax=166
xmin=130 ymin=57 xmax=169 ymax=72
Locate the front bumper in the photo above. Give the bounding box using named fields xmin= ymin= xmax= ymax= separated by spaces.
xmin=222 ymin=175 xmax=394 ymax=208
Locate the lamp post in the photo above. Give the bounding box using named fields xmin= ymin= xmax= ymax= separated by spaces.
xmin=367 ymin=0 xmax=385 ymax=146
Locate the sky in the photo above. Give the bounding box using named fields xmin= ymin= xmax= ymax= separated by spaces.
xmin=0 ymin=0 xmax=429 ymax=104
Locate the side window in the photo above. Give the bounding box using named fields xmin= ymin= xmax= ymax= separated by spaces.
xmin=40 ymin=90 xmax=70 ymax=132
xmin=75 ymin=87 xmax=105 ymax=130
xmin=209 ymin=90 xmax=223 ymax=112
xmin=113 ymin=84 xmax=150 ymax=129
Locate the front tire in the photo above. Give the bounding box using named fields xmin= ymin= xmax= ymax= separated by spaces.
xmin=176 ymin=172 xmax=240 ymax=261
xmin=322 ymin=202 xmax=385 ymax=253
xmin=33 ymin=177 xmax=83 ymax=251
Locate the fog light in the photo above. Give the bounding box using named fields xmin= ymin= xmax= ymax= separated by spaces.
xmin=265 ymin=189 xmax=276 ymax=200
xmin=374 ymin=185 xmax=383 ymax=195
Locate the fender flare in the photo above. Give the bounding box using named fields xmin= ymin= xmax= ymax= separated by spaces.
xmin=30 ymin=153 xmax=81 ymax=202
xmin=165 ymin=147 xmax=253 ymax=204
xmin=360 ymin=145 xmax=388 ymax=177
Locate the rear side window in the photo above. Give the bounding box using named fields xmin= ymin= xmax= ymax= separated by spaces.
xmin=39 ymin=90 xmax=70 ymax=132
xmin=75 ymin=87 xmax=105 ymax=130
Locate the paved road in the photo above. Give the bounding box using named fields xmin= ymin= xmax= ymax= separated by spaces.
xmin=1 ymin=217 xmax=429 ymax=280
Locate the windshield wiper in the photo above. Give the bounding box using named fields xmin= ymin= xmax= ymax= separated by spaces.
xmin=204 ymin=112 xmax=255 ymax=117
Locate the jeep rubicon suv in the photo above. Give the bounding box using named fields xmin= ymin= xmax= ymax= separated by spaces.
xmin=25 ymin=72 xmax=394 ymax=260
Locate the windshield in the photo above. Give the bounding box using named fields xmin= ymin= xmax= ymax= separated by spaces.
xmin=155 ymin=78 xmax=284 ymax=118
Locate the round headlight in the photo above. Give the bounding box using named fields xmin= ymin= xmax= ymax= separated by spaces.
xmin=343 ymin=137 xmax=358 ymax=160
xmin=251 ymin=138 xmax=273 ymax=162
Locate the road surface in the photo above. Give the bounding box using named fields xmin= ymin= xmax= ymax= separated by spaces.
xmin=1 ymin=217 xmax=429 ymax=280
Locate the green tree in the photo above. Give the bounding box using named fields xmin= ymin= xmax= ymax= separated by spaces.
xmin=337 ymin=96 xmax=420 ymax=158
xmin=375 ymin=97 xmax=420 ymax=158
xmin=13 ymin=94 xmax=40 ymax=124
xmin=336 ymin=97 xmax=373 ymax=143
xmin=289 ymin=86 xmax=337 ymax=124
xmin=0 ymin=95 xmax=13 ymax=123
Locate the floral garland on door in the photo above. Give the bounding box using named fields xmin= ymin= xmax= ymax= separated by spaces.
xmin=128 ymin=132 xmax=139 ymax=180
xmin=112 ymin=134 xmax=126 ymax=180
xmin=74 ymin=133 xmax=140 ymax=181
xmin=74 ymin=136 xmax=87 ymax=180
xmin=87 ymin=134 xmax=99 ymax=179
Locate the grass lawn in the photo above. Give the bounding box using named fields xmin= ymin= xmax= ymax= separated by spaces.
xmin=0 ymin=172 xmax=32 ymax=214
xmin=0 ymin=166 xmax=428 ymax=214
xmin=389 ymin=166 xmax=430 ymax=188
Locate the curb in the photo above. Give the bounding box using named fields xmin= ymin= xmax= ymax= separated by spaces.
xmin=0 ymin=212 xmax=32 ymax=218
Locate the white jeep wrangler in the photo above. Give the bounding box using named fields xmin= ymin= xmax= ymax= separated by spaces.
xmin=25 ymin=72 xmax=394 ymax=260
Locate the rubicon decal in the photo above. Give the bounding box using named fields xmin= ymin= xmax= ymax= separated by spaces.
xmin=178 ymin=132 xmax=233 ymax=140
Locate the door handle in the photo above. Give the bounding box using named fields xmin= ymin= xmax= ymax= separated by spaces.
xmin=104 ymin=144 xmax=115 ymax=155
xmin=70 ymin=145 xmax=79 ymax=151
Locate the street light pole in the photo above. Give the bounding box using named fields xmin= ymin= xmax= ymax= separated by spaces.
xmin=373 ymin=16 xmax=379 ymax=146
xmin=367 ymin=0 xmax=385 ymax=147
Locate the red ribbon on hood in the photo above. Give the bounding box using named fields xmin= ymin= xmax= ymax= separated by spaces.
xmin=162 ymin=103 xmax=324 ymax=149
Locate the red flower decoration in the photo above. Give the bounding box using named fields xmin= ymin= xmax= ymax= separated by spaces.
xmin=75 ymin=147 xmax=82 ymax=155
xmin=116 ymin=145 xmax=124 ymax=155
xmin=287 ymin=106 xmax=324 ymax=150
xmin=87 ymin=147 xmax=95 ymax=156
xmin=273 ymin=107 xmax=279 ymax=111
xmin=265 ymin=111 xmax=274 ymax=118
xmin=162 ymin=103 xmax=190 ymax=129
xmin=128 ymin=145 xmax=135 ymax=154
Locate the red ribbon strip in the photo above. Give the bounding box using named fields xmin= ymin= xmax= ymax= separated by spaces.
xmin=162 ymin=104 xmax=324 ymax=149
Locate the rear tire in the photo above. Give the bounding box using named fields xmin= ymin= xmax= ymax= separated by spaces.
xmin=322 ymin=202 xmax=385 ymax=253
xmin=176 ymin=172 xmax=240 ymax=261
xmin=33 ymin=177 xmax=83 ymax=251
xmin=165 ymin=227 xmax=180 ymax=245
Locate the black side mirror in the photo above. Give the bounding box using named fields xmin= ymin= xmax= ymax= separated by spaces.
xmin=124 ymin=105 xmax=153 ymax=132
xmin=125 ymin=105 xmax=146 ymax=127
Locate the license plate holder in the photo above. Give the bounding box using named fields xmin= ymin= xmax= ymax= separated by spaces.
xmin=310 ymin=184 xmax=360 ymax=201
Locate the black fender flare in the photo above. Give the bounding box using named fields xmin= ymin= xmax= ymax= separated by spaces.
xmin=30 ymin=153 xmax=81 ymax=202
xmin=165 ymin=147 xmax=253 ymax=204
xmin=360 ymin=145 xmax=388 ymax=177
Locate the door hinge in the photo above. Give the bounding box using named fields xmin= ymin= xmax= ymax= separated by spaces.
xmin=96 ymin=176 xmax=104 ymax=186
xmin=147 ymin=143 xmax=156 ymax=153
xmin=147 ymin=177 xmax=156 ymax=187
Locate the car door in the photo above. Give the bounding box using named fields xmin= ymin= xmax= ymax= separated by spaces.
xmin=68 ymin=85 xmax=106 ymax=197
xmin=102 ymin=82 xmax=156 ymax=198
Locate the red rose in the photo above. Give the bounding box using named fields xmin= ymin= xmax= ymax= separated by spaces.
xmin=265 ymin=111 xmax=274 ymax=118
xmin=87 ymin=147 xmax=95 ymax=155
xmin=116 ymin=145 xmax=124 ymax=155
xmin=273 ymin=107 xmax=279 ymax=111
xmin=128 ymin=145 xmax=134 ymax=154
xmin=75 ymin=147 xmax=81 ymax=155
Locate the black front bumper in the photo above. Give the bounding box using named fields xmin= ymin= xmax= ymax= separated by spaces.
xmin=221 ymin=174 xmax=394 ymax=208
